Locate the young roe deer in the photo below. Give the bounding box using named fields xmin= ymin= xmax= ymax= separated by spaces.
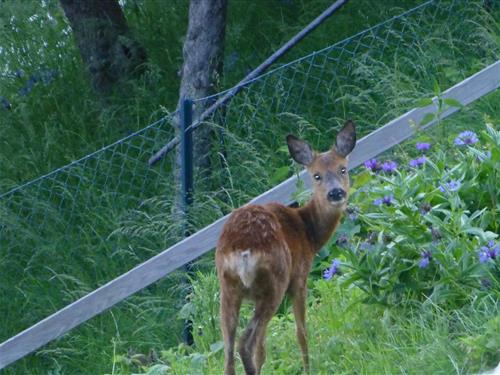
xmin=215 ymin=120 xmax=356 ymax=375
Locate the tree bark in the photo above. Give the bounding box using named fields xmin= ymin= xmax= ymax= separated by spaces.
xmin=176 ymin=0 xmax=228 ymax=178
xmin=175 ymin=0 xmax=228 ymax=347
xmin=60 ymin=0 xmax=147 ymax=95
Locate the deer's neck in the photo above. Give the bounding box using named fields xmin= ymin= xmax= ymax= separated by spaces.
xmin=298 ymin=197 xmax=343 ymax=252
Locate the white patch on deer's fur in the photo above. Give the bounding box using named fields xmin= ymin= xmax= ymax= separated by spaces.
xmin=226 ymin=249 xmax=259 ymax=288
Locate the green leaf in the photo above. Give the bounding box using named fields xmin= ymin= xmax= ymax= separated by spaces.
xmin=420 ymin=112 xmax=436 ymax=126
xmin=365 ymin=213 xmax=388 ymax=219
xmin=278 ymin=145 xmax=290 ymax=154
xmin=443 ymin=98 xmax=463 ymax=108
xmin=352 ymin=170 xmax=371 ymax=189
xmin=189 ymin=353 xmax=207 ymax=375
xmin=464 ymin=227 xmax=486 ymax=240
xmin=209 ymin=341 xmax=224 ymax=354
xmin=270 ymin=166 xmax=290 ymax=184
xmin=146 ymin=364 xmax=170 ymax=375
xmin=443 ymin=67 xmax=460 ymax=81
xmin=433 ymin=80 xmax=441 ymax=95
xmin=178 ymin=301 xmax=195 ymax=320
xmin=491 ymin=147 xmax=500 ymax=163
xmin=416 ymin=98 xmax=433 ymax=107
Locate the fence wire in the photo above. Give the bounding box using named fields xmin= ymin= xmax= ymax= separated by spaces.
xmin=0 ymin=0 xmax=498 ymax=367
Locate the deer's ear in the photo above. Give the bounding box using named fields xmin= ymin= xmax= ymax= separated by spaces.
xmin=335 ymin=120 xmax=356 ymax=157
xmin=287 ymin=134 xmax=314 ymax=166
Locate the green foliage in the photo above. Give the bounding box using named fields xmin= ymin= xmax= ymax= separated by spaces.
xmin=328 ymin=122 xmax=499 ymax=307
xmin=460 ymin=315 xmax=500 ymax=371
xmin=1 ymin=0 xmax=499 ymax=374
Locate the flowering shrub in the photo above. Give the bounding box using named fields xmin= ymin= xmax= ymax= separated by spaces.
xmin=323 ymin=123 xmax=500 ymax=306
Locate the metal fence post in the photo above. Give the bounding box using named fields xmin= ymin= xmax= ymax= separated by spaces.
xmin=180 ymin=97 xmax=194 ymax=221
xmin=179 ymin=97 xmax=194 ymax=345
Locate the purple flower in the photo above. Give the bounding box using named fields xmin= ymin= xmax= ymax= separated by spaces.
xmin=359 ymin=242 xmax=373 ymax=251
xmin=1 ymin=96 xmax=11 ymax=110
xmin=477 ymin=151 xmax=492 ymax=162
xmin=431 ymin=227 xmax=442 ymax=243
xmin=419 ymin=257 xmax=430 ymax=269
xmin=419 ymin=202 xmax=432 ymax=215
xmin=382 ymin=161 xmax=398 ymax=173
xmin=454 ymin=131 xmax=478 ymax=146
xmin=480 ymin=278 xmax=492 ymax=289
xmin=18 ymin=85 xmax=32 ymax=97
xmin=416 ymin=142 xmax=431 ymax=151
xmin=346 ymin=205 xmax=359 ymax=221
xmin=439 ymin=180 xmax=461 ymax=193
xmin=478 ymin=241 xmax=499 ymax=263
xmin=419 ymin=250 xmax=432 ymax=269
xmin=39 ymin=69 xmax=58 ymax=85
xmin=479 ymin=251 xmax=490 ymax=264
xmin=27 ymin=74 xmax=39 ymax=85
xmin=409 ymin=156 xmax=426 ymax=168
xmin=374 ymin=195 xmax=394 ymax=206
xmin=383 ymin=195 xmax=394 ymax=205
xmin=364 ymin=158 xmax=380 ymax=172
xmin=336 ymin=233 xmax=349 ymax=248
xmin=323 ymin=259 xmax=341 ymax=280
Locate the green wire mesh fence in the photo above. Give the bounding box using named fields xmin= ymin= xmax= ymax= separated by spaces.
xmin=0 ymin=0 xmax=498 ymax=368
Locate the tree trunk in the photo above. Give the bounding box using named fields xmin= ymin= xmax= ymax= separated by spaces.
xmin=176 ymin=0 xmax=228 ymax=179
xmin=60 ymin=0 xmax=147 ymax=95
xmin=175 ymin=0 xmax=228 ymax=347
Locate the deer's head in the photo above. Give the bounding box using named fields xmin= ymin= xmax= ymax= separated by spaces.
xmin=287 ymin=120 xmax=356 ymax=208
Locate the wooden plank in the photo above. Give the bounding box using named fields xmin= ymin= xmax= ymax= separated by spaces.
xmin=1 ymin=60 xmax=499 ymax=369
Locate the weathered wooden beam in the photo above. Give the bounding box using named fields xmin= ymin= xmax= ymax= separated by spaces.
xmin=1 ymin=60 xmax=499 ymax=369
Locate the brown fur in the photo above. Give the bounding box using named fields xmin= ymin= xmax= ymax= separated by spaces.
xmin=215 ymin=121 xmax=356 ymax=375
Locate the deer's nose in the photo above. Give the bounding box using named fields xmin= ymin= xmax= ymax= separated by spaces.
xmin=328 ymin=188 xmax=345 ymax=202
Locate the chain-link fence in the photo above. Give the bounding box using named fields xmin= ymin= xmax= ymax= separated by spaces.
xmin=1 ymin=0 xmax=499 ymax=370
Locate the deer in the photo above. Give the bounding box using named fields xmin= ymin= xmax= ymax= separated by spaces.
xmin=215 ymin=120 xmax=356 ymax=375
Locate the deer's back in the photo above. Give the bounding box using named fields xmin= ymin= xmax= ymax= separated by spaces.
xmin=216 ymin=204 xmax=293 ymax=291
xmin=217 ymin=205 xmax=285 ymax=251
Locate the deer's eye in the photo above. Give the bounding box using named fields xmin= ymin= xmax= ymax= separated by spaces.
xmin=313 ymin=173 xmax=321 ymax=181
xmin=340 ymin=167 xmax=347 ymax=174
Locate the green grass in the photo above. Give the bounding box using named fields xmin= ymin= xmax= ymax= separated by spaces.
xmin=112 ymin=90 xmax=500 ymax=374
xmin=112 ymin=274 xmax=499 ymax=375
xmin=0 ymin=0 xmax=424 ymax=191
xmin=0 ymin=0 xmax=499 ymax=374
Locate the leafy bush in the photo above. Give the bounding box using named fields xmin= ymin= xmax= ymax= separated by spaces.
xmin=323 ymin=122 xmax=499 ymax=307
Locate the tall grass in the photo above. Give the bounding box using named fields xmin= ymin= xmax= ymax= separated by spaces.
xmin=119 ymin=273 xmax=499 ymax=374
xmin=0 ymin=1 xmax=498 ymax=374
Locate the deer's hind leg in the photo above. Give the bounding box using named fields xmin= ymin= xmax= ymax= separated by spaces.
xmin=291 ymin=282 xmax=310 ymax=373
xmin=238 ymin=269 xmax=288 ymax=375
xmin=219 ymin=274 xmax=243 ymax=375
